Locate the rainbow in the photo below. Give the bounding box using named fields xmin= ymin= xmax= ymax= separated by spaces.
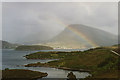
xmin=68 ymin=26 xmax=98 ymax=47
xmin=53 ymin=18 xmax=98 ymax=47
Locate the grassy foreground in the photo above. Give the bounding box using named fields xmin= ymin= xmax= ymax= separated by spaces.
xmin=25 ymin=45 xmax=119 ymax=78
xmin=2 ymin=69 xmax=48 ymax=80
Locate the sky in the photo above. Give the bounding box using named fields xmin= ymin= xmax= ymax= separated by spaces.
xmin=2 ymin=2 xmax=118 ymax=43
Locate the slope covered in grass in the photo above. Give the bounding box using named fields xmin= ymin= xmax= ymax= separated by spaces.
xmin=25 ymin=46 xmax=119 ymax=78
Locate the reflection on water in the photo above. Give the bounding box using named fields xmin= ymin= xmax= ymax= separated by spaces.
xmin=2 ymin=49 xmax=90 ymax=78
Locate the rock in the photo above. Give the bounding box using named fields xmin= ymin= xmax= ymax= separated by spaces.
xmin=67 ymin=72 xmax=77 ymax=80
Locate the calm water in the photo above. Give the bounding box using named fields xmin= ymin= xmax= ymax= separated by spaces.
xmin=2 ymin=49 xmax=90 ymax=79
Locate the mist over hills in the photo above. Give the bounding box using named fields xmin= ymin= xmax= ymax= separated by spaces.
xmin=43 ymin=24 xmax=117 ymax=49
xmin=0 ymin=40 xmax=19 ymax=49
xmin=2 ymin=24 xmax=118 ymax=49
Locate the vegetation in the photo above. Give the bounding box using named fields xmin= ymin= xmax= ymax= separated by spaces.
xmin=15 ymin=45 xmax=53 ymax=51
xmin=2 ymin=69 xmax=48 ymax=80
xmin=25 ymin=51 xmax=81 ymax=59
xmin=25 ymin=45 xmax=119 ymax=78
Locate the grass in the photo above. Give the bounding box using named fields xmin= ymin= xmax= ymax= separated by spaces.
xmin=25 ymin=51 xmax=81 ymax=59
xmin=15 ymin=45 xmax=53 ymax=51
xmin=2 ymin=69 xmax=48 ymax=80
xmin=25 ymin=46 xmax=119 ymax=78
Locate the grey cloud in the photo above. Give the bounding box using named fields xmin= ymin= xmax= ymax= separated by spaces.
xmin=2 ymin=2 xmax=118 ymax=43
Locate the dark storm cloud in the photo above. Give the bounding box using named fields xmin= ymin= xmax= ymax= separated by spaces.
xmin=2 ymin=2 xmax=118 ymax=43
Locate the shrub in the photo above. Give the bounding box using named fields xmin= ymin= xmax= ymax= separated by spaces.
xmin=5 ymin=68 xmax=9 ymax=70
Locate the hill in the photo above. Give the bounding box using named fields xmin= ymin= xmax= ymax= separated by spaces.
xmin=0 ymin=40 xmax=19 ymax=49
xmin=43 ymin=24 xmax=117 ymax=49
xmin=15 ymin=45 xmax=53 ymax=51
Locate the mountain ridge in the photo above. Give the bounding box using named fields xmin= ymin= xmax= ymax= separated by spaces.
xmin=43 ymin=24 xmax=117 ymax=49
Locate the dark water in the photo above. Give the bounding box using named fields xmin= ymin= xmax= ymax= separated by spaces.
xmin=2 ymin=49 xmax=90 ymax=78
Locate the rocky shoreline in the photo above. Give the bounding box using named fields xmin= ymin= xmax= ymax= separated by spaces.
xmin=57 ymin=67 xmax=91 ymax=72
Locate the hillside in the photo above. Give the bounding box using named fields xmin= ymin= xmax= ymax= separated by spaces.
xmin=25 ymin=45 xmax=119 ymax=78
xmin=44 ymin=24 xmax=117 ymax=49
xmin=0 ymin=40 xmax=19 ymax=49
xmin=15 ymin=45 xmax=53 ymax=51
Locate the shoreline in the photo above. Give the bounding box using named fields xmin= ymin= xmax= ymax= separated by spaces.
xmin=57 ymin=67 xmax=91 ymax=72
xmin=25 ymin=64 xmax=91 ymax=72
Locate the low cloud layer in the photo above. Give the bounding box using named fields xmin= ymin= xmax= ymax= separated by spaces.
xmin=2 ymin=2 xmax=118 ymax=43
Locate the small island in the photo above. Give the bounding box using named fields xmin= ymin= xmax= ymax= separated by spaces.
xmin=15 ymin=45 xmax=53 ymax=51
xmin=24 ymin=45 xmax=119 ymax=78
xmin=2 ymin=69 xmax=48 ymax=80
